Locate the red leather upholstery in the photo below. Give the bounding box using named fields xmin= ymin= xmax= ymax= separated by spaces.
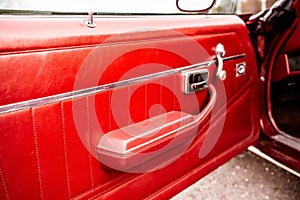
xmin=0 ymin=15 xmax=259 ymax=199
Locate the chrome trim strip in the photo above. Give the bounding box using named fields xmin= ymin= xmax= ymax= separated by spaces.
xmin=248 ymin=146 xmax=300 ymax=178
xmin=0 ymin=54 xmax=245 ymax=115
xmin=272 ymin=134 xmax=300 ymax=152
xmin=223 ymin=54 xmax=245 ymax=62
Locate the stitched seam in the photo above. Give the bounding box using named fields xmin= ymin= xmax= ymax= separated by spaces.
xmin=173 ymin=75 xmax=176 ymax=110
xmin=144 ymin=83 xmax=147 ymax=119
xmin=86 ymin=97 xmax=94 ymax=187
xmin=61 ymin=102 xmax=71 ymax=199
xmin=128 ymin=85 xmax=131 ymax=125
xmin=0 ymin=164 xmax=9 ymax=200
xmin=159 ymin=80 xmax=162 ymax=114
xmin=30 ymin=108 xmax=44 ymax=200
xmin=108 ymin=91 xmax=112 ymax=131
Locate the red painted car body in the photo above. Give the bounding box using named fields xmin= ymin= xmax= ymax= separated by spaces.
xmin=0 ymin=0 xmax=299 ymax=199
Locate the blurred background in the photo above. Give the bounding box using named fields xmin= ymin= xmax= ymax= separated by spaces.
xmin=211 ymin=0 xmax=277 ymax=14
xmin=172 ymin=150 xmax=300 ymax=200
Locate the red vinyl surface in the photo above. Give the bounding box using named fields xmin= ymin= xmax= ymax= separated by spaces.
xmin=0 ymin=15 xmax=259 ymax=199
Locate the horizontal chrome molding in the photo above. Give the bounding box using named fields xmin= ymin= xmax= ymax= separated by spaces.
xmin=0 ymin=54 xmax=245 ymax=115
xmin=248 ymin=146 xmax=300 ymax=178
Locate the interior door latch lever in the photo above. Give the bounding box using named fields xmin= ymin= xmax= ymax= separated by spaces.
xmin=183 ymin=69 xmax=208 ymax=94
xmin=216 ymin=43 xmax=226 ymax=81
xmin=191 ymin=80 xmax=207 ymax=90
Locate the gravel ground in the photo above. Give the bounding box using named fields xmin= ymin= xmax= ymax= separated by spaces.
xmin=172 ymin=150 xmax=300 ymax=200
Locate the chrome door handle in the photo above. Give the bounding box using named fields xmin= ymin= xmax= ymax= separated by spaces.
xmin=216 ymin=43 xmax=226 ymax=80
xmin=183 ymin=69 xmax=208 ymax=94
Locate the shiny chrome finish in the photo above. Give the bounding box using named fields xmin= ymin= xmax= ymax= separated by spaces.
xmin=216 ymin=43 xmax=226 ymax=80
xmin=236 ymin=62 xmax=246 ymax=77
xmin=248 ymin=146 xmax=300 ymax=178
xmin=183 ymin=69 xmax=209 ymax=94
xmin=0 ymin=54 xmax=245 ymax=115
xmin=272 ymin=134 xmax=300 ymax=152
xmin=191 ymin=81 xmax=207 ymax=90
xmin=84 ymin=12 xmax=96 ymax=28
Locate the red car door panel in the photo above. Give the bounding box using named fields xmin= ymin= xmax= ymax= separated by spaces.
xmin=0 ymin=15 xmax=259 ymax=199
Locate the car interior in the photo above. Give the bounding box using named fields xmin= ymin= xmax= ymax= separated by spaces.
xmin=0 ymin=0 xmax=299 ymax=199
xmin=271 ymin=23 xmax=300 ymax=139
xmin=242 ymin=0 xmax=300 ymax=172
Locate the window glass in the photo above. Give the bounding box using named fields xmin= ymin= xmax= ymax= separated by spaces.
xmin=210 ymin=0 xmax=277 ymax=14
